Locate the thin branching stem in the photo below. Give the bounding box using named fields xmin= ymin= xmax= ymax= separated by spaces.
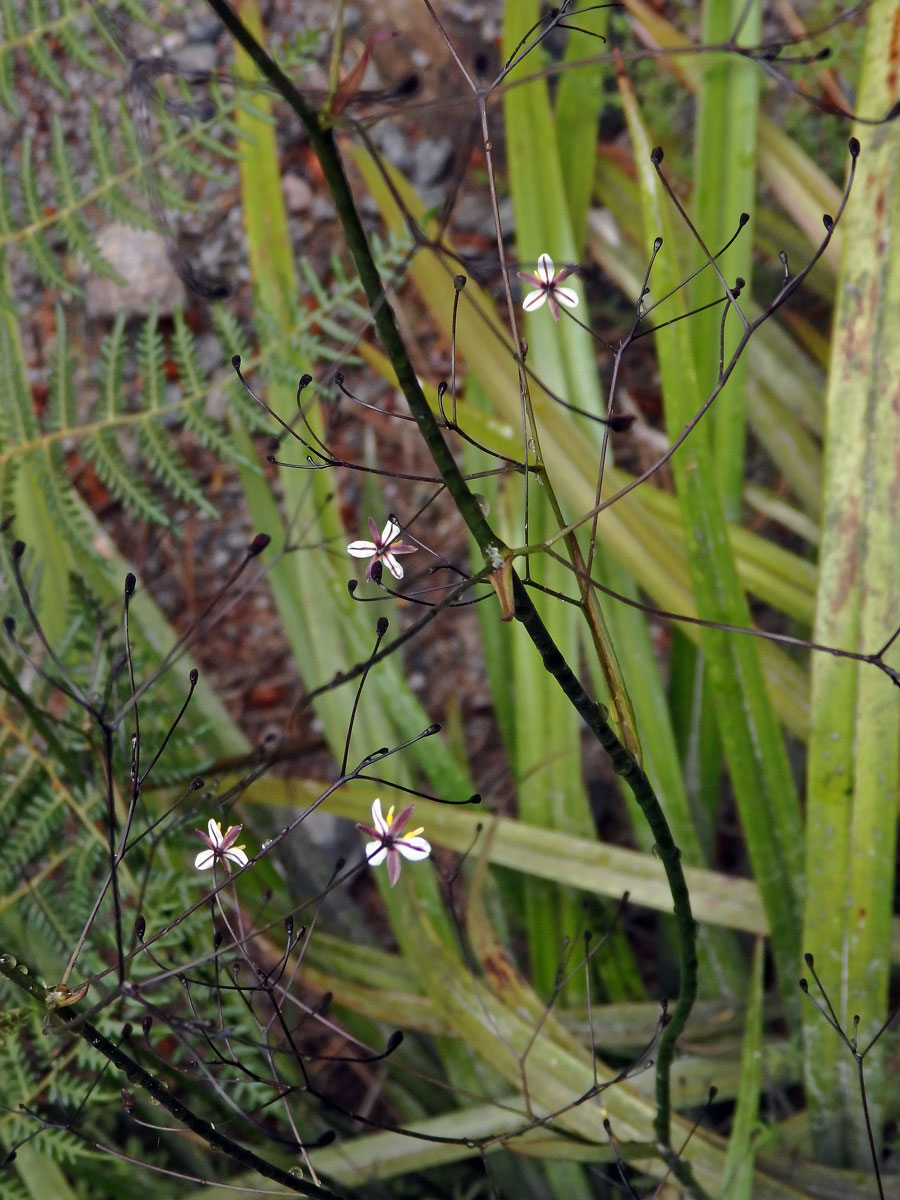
xmin=200 ymin=2 xmax=702 ymax=1181
xmin=0 ymin=955 xmax=344 ymax=1200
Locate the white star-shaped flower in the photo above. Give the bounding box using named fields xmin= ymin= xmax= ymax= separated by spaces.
xmin=356 ymin=798 xmax=431 ymax=886
xmin=517 ymin=253 xmax=579 ymax=322
xmin=347 ymin=517 xmax=417 ymax=581
xmin=194 ymin=818 xmax=249 ymax=874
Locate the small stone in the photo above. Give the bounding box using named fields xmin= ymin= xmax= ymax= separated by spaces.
xmin=185 ymin=16 xmax=224 ymax=44
xmin=311 ymin=194 xmax=335 ymax=222
xmin=374 ymin=123 xmax=410 ymax=172
xmin=281 ymin=172 xmax=313 ymax=214
xmin=85 ymin=223 xmax=185 ymax=320
xmin=174 ymin=43 xmax=218 ymax=75
xmin=411 ymin=136 xmax=453 ymax=187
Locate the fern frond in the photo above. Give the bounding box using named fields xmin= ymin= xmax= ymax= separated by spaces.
xmin=56 ymin=0 xmax=115 ymax=78
xmin=0 ymin=0 xmax=161 ymax=107
xmin=138 ymin=99 xmax=233 ymax=216
xmin=86 ymin=313 xmax=173 ymax=527
xmin=210 ymin=307 xmax=271 ymax=435
xmin=0 ymin=788 xmax=66 ymax=890
xmin=0 ymin=0 xmax=25 ymax=117
xmin=3 ymin=305 xmax=239 ymax=534
xmin=233 ymin=88 xmax=278 ymax=125
xmin=37 ymin=1129 xmax=107 ymax=1168
xmin=135 ymin=305 xmax=166 ymax=412
xmin=191 ymin=119 xmax=246 ymax=164
xmin=23 ymin=0 xmax=69 ymax=97
xmin=67 ymin=839 xmax=105 ymax=926
xmin=19 ymin=135 xmax=79 ymax=294
xmin=0 ymin=0 xmax=110 ymax=85
xmin=0 ymin=468 xmax=21 ymax=615
xmin=88 ymin=101 xmax=155 ymax=229
xmin=168 ymin=76 xmax=243 ymax=166
xmin=0 ymin=167 xmax=11 ymax=248
xmin=170 ymin=310 xmax=255 ymax=469
xmin=0 ymin=756 xmax=48 ymax=842
xmin=138 ymin=417 xmax=217 ymax=517
xmin=0 ymin=5 xmax=18 ymax=118
xmin=47 ymin=302 xmax=74 ymax=432
xmin=0 ymin=0 xmax=415 ymax=587
xmin=99 ymin=309 xmax=128 ymax=413
xmin=210 ymin=305 xmax=251 ymax=366
xmin=20 ymin=877 xmax=84 ymax=956
xmin=0 ymin=296 xmax=39 ymax=447
xmin=0 ymin=294 xmax=99 ymax=621
xmin=151 ymin=162 xmax=217 ymax=215
xmin=135 ymin=309 xmax=217 ymax=517
xmin=0 ymin=1171 xmax=31 ymax=1200
xmin=114 ymin=0 xmax=166 ymax=28
xmin=1 ymin=61 xmax=246 ymax=280
xmin=83 ymin=426 xmax=171 ymax=527
xmin=0 ymin=296 xmax=95 ymax=619
xmin=50 ymin=115 xmax=122 ymax=283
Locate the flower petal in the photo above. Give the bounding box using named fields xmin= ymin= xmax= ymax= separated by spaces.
xmin=386 ymin=850 xmax=402 ymax=887
xmin=382 ymin=552 xmax=405 ymax=579
xmin=347 ymin=541 xmax=376 ymax=558
xmin=389 ymin=804 xmax=416 ymax=834
xmin=195 ymin=849 xmax=215 ymax=870
xmin=522 ymin=288 xmax=548 ymax=312
xmin=370 ymin=798 xmax=388 ymax=835
xmin=380 ymin=518 xmax=401 ymax=544
xmin=368 ymin=516 xmax=381 ymax=542
xmin=219 ymin=824 xmax=243 ymax=849
xmin=554 ymin=286 xmax=579 ymax=310
xmin=207 ymin=818 xmax=224 ymax=844
xmin=536 ymin=253 xmax=555 ymax=284
xmin=224 ymin=846 xmax=249 ymax=869
xmin=398 ymin=835 xmax=431 ymax=862
xmin=365 ymin=841 xmax=388 ymax=866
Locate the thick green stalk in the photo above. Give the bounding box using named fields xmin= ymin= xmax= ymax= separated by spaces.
xmin=202 ymin=0 xmax=700 ymax=1163
xmin=802 ymin=0 xmax=900 ymax=1164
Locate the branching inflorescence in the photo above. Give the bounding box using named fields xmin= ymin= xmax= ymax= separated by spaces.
xmin=3 ymin=3 xmax=900 ymax=1199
